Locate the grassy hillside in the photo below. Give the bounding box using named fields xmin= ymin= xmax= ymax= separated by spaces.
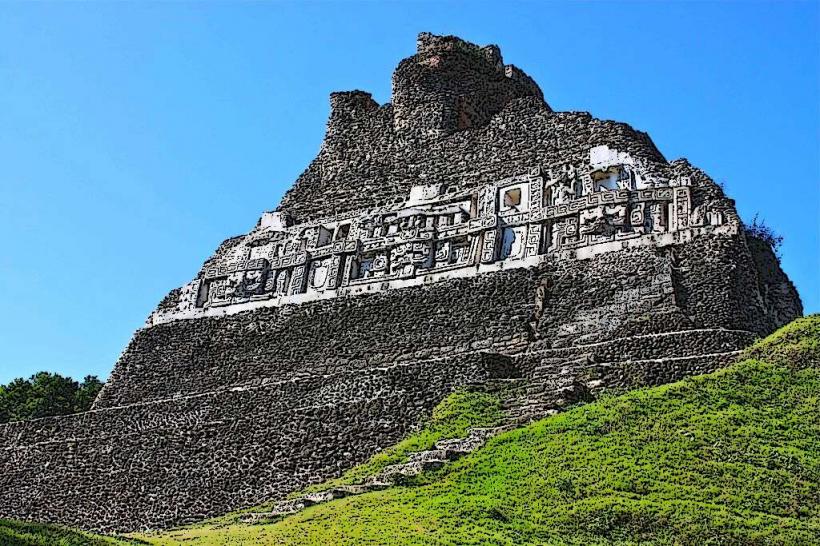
xmin=133 ymin=315 xmax=819 ymax=545
xmin=3 ymin=316 xmax=818 ymax=545
xmin=0 ymin=519 xmax=143 ymax=546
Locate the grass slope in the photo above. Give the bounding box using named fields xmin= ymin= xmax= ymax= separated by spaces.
xmin=0 ymin=519 xmax=143 ymax=546
xmin=199 ymin=388 xmax=504 ymax=522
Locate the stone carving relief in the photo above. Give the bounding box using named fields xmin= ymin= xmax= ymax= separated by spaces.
xmin=649 ymin=203 xmax=667 ymax=233
xmin=275 ymin=270 xmax=290 ymax=295
xmin=243 ymin=269 xmax=268 ymax=296
xmin=154 ymin=146 xmax=734 ymax=319
xmin=579 ymin=205 xmax=627 ymax=238
xmin=690 ymin=204 xmax=726 ymax=228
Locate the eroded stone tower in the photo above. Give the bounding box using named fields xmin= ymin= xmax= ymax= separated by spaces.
xmin=0 ymin=33 xmax=801 ymax=532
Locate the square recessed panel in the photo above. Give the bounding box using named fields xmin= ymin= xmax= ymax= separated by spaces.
xmin=503 ymin=187 xmax=522 ymax=208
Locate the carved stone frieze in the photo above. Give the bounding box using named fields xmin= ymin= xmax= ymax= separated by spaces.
xmin=153 ymin=146 xmax=733 ymax=321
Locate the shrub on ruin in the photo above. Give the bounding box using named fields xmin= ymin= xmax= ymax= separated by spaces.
xmin=746 ymin=213 xmax=784 ymax=258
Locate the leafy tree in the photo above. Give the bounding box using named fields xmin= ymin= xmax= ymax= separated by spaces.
xmin=27 ymin=372 xmax=78 ymax=419
xmin=75 ymin=375 xmax=104 ymax=412
xmin=0 ymin=372 xmax=104 ymax=424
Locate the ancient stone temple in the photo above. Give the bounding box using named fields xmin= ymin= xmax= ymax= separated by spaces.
xmin=0 ymin=33 xmax=801 ymax=532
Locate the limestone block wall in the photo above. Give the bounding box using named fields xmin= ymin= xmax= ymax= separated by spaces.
xmin=95 ymin=268 xmax=540 ymax=409
xmin=4 ymin=230 xmax=797 ymax=532
xmin=746 ymin=235 xmax=803 ymax=329
xmin=391 ymin=32 xmax=545 ymax=140
xmin=518 ymin=328 xmax=757 ymax=371
xmin=277 ymin=33 xmax=667 ymax=223
xmin=278 ymin=102 xmax=670 ymax=224
xmin=673 ymin=233 xmax=771 ymax=335
xmin=534 ymin=246 xmax=681 ymax=346
xmin=0 ymin=352 xmax=516 ymax=532
xmin=101 ymin=230 xmax=776 ymax=411
xmin=0 ymin=231 xmax=799 ymax=532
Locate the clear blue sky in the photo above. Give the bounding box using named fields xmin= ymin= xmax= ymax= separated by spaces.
xmin=1 ymin=1 xmax=817 ymax=385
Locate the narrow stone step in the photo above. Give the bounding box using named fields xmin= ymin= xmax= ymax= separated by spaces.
xmin=503 ymin=406 xmax=558 ymax=425
xmin=361 ymin=479 xmax=392 ymax=490
xmin=504 ymin=401 xmax=557 ymax=413
xmin=435 ymin=436 xmax=481 ymax=453
xmin=239 ymin=512 xmax=278 ymax=523
xmin=303 ymin=490 xmax=336 ymax=504
xmin=379 ymin=458 xmax=447 ymax=481
xmin=436 ymin=426 xmax=512 ymax=451
xmin=238 ymin=498 xmax=309 ymax=522
xmin=408 ymin=448 xmax=460 ymax=462
xmin=503 ymin=395 xmax=552 ymax=407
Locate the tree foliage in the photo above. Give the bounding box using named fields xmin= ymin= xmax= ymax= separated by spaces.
xmin=0 ymin=372 xmax=103 ymax=424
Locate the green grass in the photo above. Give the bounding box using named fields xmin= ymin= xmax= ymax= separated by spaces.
xmin=136 ymin=315 xmax=820 ymax=545
xmin=300 ymin=388 xmax=505 ymax=494
xmin=0 ymin=519 xmax=143 ymax=546
xmin=6 ymin=316 xmax=819 ymax=545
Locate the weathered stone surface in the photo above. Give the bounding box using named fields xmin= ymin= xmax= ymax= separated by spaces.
xmin=0 ymin=33 xmax=802 ymax=533
xmin=0 ymin=352 xmax=514 ymax=531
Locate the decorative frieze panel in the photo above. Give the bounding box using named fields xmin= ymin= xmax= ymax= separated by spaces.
xmin=481 ymin=229 xmax=499 ymax=263
xmin=162 ymin=146 xmax=730 ymax=317
xmin=673 ymin=188 xmax=691 ymax=230
xmin=309 ymin=259 xmax=331 ymax=290
xmin=524 ymin=224 xmax=541 ymax=258
xmin=204 ymin=258 xmax=269 ymax=280
xmin=500 ymin=226 xmax=527 ymax=260
xmin=325 ymin=254 xmax=343 ymax=290
xmin=289 ymin=265 xmax=307 ymax=296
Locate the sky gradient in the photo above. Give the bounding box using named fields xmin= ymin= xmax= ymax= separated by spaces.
xmin=1 ymin=1 xmax=818 ymax=384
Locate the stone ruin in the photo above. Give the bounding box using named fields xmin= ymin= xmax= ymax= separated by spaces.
xmin=0 ymin=33 xmax=802 ymax=532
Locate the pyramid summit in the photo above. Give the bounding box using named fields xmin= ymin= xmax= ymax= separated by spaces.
xmin=0 ymin=32 xmax=801 ymax=532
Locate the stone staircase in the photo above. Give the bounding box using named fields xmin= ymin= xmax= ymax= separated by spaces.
xmin=502 ymin=354 xmax=594 ymax=424
xmin=239 ymin=424 xmax=514 ymax=523
xmin=238 ymin=359 xmax=599 ymax=524
xmin=238 ymin=335 xmax=750 ymax=524
xmin=241 ymin=418 xmax=564 ymax=524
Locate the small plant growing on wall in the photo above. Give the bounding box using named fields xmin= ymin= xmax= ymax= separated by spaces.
xmin=746 ymin=213 xmax=784 ymax=260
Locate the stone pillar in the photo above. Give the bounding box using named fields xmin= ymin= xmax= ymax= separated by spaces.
xmin=673 ymin=188 xmax=691 ymax=230
xmin=288 ymin=265 xmax=307 ymax=295
xmin=481 ymin=229 xmax=499 ymax=263
xmin=326 ymin=254 xmax=343 ymax=290
xmin=288 ymin=254 xmax=309 ymax=295
xmin=524 ymin=224 xmax=542 ymax=258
